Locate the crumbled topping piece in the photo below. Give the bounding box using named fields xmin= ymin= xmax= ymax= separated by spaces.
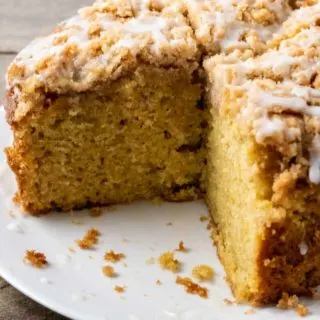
xmin=90 ymin=207 xmax=102 ymax=217
xmin=176 ymin=241 xmax=187 ymax=252
xmin=296 ymin=304 xmax=309 ymax=317
xmin=277 ymin=292 xmax=309 ymax=317
xmin=68 ymin=248 xmax=76 ymax=253
xmin=158 ymin=252 xmax=181 ymax=272
xmin=76 ymin=228 xmax=101 ymax=249
xmin=199 ymin=215 xmax=208 ymax=222
xmin=192 ymin=265 xmax=215 ymax=282
xmin=156 ymin=280 xmax=162 ymax=285
xmin=114 ymin=285 xmax=126 ymax=293
xmin=104 ymin=250 xmax=125 ymax=263
xmin=102 ymin=265 xmax=116 ymax=277
xmin=176 ymin=276 xmax=208 ymax=298
xmin=24 ymin=250 xmax=48 ymax=268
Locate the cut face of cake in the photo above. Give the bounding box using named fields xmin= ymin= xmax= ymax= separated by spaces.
xmin=4 ymin=0 xmax=206 ymax=213
xmin=204 ymin=3 xmax=320 ymax=303
xmin=3 ymin=0 xmax=320 ymax=306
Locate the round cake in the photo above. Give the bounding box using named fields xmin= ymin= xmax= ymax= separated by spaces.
xmin=4 ymin=0 xmax=320 ymax=305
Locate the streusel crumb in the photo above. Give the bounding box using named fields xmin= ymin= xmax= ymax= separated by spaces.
xmin=104 ymin=250 xmax=125 ymax=263
xmin=114 ymin=285 xmax=126 ymax=293
xmin=156 ymin=280 xmax=162 ymax=285
xmin=24 ymin=250 xmax=48 ymax=268
xmin=192 ymin=265 xmax=215 ymax=282
xmin=277 ymin=293 xmax=309 ymax=316
xmin=296 ymin=304 xmax=309 ymax=317
xmin=102 ymin=265 xmax=116 ymax=277
xmin=176 ymin=276 xmax=208 ymax=298
xmin=158 ymin=252 xmax=181 ymax=272
xmin=199 ymin=215 xmax=208 ymax=222
xmin=76 ymin=228 xmax=101 ymax=249
xmin=176 ymin=241 xmax=187 ymax=252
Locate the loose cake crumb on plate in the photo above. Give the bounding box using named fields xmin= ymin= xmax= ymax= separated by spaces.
xmin=90 ymin=207 xmax=102 ymax=217
xmin=24 ymin=250 xmax=48 ymax=268
xmin=114 ymin=286 xmax=126 ymax=293
xmin=176 ymin=241 xmax=187 ymax=252
xmin=296 ymin=304 xmax=309 ymax=317
xmin=176 ymin=276 xmax=208 ymax=298
xmin=104 ymin=250 xmax=125 ymax=263
xmin=68 ymin=248 xmax=76 ymax=253
xmin=277 ymin=293 xmax=309 ymax=317
xmin=156 ymin=280 xmax=162 ymax=285
xmin=166 ymin=222 xmax=173 ymax=226
xmin=192 ymin=265 xmax=215 ymax=282
xmin=102 ymin=265 xmax=116 ymax=278
xmin=199 ymin=215 xmax=208 ymax=222
xmin=158 ymin=252 xmax=181 ymax=272
xmin=76 ymin=228 xmax=101 ymax=249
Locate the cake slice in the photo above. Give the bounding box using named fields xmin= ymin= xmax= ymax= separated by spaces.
xmin=204 ymin=3 xmax=320 ymax=303
xmin=4 ymin=0 xmax=206 ymax=214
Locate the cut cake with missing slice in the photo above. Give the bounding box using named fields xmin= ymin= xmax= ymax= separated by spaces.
xmin=4 ymin=0 xmax=320 ymax=306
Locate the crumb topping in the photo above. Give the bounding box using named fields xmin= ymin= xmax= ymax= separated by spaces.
xmin=185 ymin=0 xmax=292 ymax=55
xmin=104 ymin=250 xmax=125 ymax=263
xmin=176 ymin=276 xmax=208 ymax=298
xmin=102 ymin=265 xmax=116 ymax=277
xmin=277 ymin=292 xmax=309 ymax=317
xmin=176 ymin=241 xmax=187 ymax=252
xmin=76 ymin=228 xmax=101 ymax=249
xmin=24 ymin=250 xmax=48 ymax=268
xmin=192 ymin=264 xmax=215 ymax=282
xmin=114 ymin=285 xmax=126 ymax=293
xmin=199 ymin=215 xmax=208 ymax=222
xmin=6 ymin=0 xmax=198 ymax=123
xmin=158 ymin=251 xmax=181 ymax=272
xmin=156 ymin=280 xmax=162 ymax=285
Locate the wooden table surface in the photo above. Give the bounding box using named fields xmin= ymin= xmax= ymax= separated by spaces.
xmin=0 ymin=1 xmax=91 ymax=319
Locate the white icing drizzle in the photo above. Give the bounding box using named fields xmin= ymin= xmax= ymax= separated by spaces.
xmin=309 ymin=135 xmax=320 ymax=184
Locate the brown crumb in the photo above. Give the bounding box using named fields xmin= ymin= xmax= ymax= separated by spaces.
xmin=122 ymin=238 xmax=130 ymax=243
xmin=102 ymin=265 xmax=116 ymax=277
xmin=24 ymin=250 xmax=48 ymax=268
xmin=75 ymin=228 xmax=101 ymax=249
xmin=276 ymin=292 xmax=309 ymax=316
xmin=166 ymin=222 xmax=173 ymax=226
xmin=68 ymin=248 xmax=76 ymax=253
xmin=158 ymin=252 xmax=181 ymax=272
xmin=114 ymin=285 xmax=126 ymax=293
xmin=176 ymin=276 xmax=208 ymax=298
xmin=244 ymin=308 xmax=256 ymax=315
xmin=192 ymin=265 xmax=215 ymax=282
xmin=176 ymin=241 xmax=187 ymax=252
xmin=104 ymin=250 xmax=125 ymax=263
xmin=224 ymin=298 xmax=236 ymax=306
xmin=199 ymin=215 xmax=208 ymax=222
xmin=156 ymin=280 xmax=162 ymax=285
xmin=277 ymin=292 xmax=299 ymax=309
xmin=90 ymin=207 xmax=102 ymax=217
xmin=296 ymin=304 xmax=309 ymax=317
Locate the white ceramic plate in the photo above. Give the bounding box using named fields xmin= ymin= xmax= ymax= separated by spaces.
xmin=0 ymin=107 xmax=319 ymax=320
